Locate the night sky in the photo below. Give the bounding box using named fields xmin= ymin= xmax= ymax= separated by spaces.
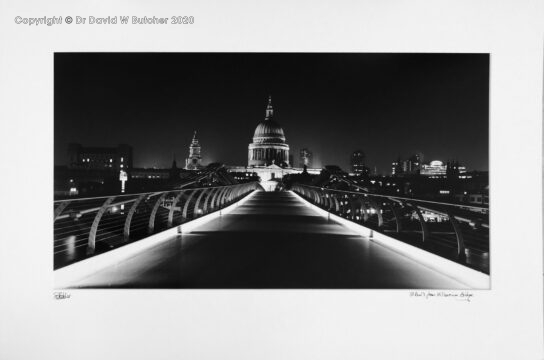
xmin=54 ymin=53 xmax=489 ymax=173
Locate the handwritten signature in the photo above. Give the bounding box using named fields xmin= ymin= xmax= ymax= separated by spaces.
xmin=409 ymin=290 xmax=474 ymax=302
xmin=53 ymin=291 xmax=71 ymax=300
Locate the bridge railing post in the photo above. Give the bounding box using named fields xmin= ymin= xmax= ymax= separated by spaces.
xmin=348 ymin=196 xmax=357 ymax=221
xmin=123 ymin=194 xmax=147 ymax=242
xmin=182 ymin=190 xmax=197 ymax=220
xmin=322 ymin=191 xmax=330 ymax=210
xmin=225 ymin=187 xmax=235 ymax=205
xmin=447 ymin=211 xmax=466 ymax=261
xmin=313 ymin=190 xmax=320 ymax=205
xmin=315 ymin=188 xmax=322 ymax=207
xmin=340 ymin=194 xmax=348 ymax=218
xmin=332 ymin=194 xmax=340 ymax=214
xmin=148 ymin=193 xmax=168 ymax=234
xmin=87 ymin=196 xmax=116 ymax=255
xmin=223 ymin=186 xmax=231 ymax=206
xmin=203 ymin=188 xmax=219 ymax=214
xmin=54 ymin=201 xmax=71 ymax=222
xmin=211 ymin=187 xmax=226 ymax=210
xmin=220 ymin=186 xmax=230 ymax=207
xmin=388 ymin=199 xmax=403 ymax=233
xmin=360 ymin=196 xmax=369 ymax=223
xmin=168 ymin=191 xmax=185 ymax=227
xmin=408 ymin=201 xmax=429 ymax=243
xmin=369 ymin=198 xmax=383 ymax=227
xmin=193 ymin=189 xmax=208 ymax=218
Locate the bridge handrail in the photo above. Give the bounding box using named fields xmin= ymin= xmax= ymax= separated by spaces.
xmin=299 ymin=184 xmax=488 ymax=212
xmin=53 ymin=183 xmax=243 ymax=204
xmin=302 ymin=184 xmax=489 ymax=229
xmin=53 ymin=182 xmax=261 ymax=269
xmin=291 ymin=183 xmax=489 ymax=274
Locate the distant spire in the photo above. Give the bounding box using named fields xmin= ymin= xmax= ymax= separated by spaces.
xmin=169 ymin=151 xmax=181 ymax=181
xmin=265 ymin=95 xmax=273 ymax=120
xmin=172 ymin=152 xmax=177 ymax=169
xmin=191 ymin=131 xmax=199 ymax=146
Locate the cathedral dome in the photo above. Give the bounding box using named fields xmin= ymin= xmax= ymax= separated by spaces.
xmin=253 ymin=119 xmax=286 ymax=143
xmin=248 ymin=96 xmax=290 ymax=168
xmin=251 ymin=96 xmax=286 ymax=144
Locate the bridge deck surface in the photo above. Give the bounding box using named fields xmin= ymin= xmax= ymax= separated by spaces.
xmin=68 ymin=191 xmax=469 ymax=288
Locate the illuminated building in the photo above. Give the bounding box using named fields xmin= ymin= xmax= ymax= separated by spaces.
xmin=185 ymin=131 xmax=204 ymax=170
xmin=392 ymin=154 xmax=421 ymax=176
xmin=403 ymin=154 xmax=421 ymax=173
xmin=351 ymin=150 xmax=367 ymax=175
xmin=248 ymin=96 xmax=290 ymax=167
xmin=130 ymin=169 xmax=171 ymax=179
xmin=67 ymin=143 xmax=132 ymax=171
xmin=420 ymin=160 xmax=447 ymax=176
xmin=300 ymin=148 xmax=313 ymax=168
xmin=228 ymin=96 xmax=319 ymax=191
xmin=420 ymin=160 xmax=466 ymax=178
xmin=391 ymin=157 xmax=402 ymax=176
xmin=446 ymin=160 xmax=466 ymax=178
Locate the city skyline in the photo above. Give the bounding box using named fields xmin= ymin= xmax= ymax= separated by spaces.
xmin=55 ymin=53 xmax=489 ymax=172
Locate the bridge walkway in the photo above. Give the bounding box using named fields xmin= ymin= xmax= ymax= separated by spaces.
xmin=67 ymin=191 xmax=470 ymax=288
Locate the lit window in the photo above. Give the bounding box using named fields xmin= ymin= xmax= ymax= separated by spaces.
xmin=121 ymin=157 xmax=124 ymax=162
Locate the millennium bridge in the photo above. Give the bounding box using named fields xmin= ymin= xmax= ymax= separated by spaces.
xmin=53 ymin=167 xmax=489 ymax=289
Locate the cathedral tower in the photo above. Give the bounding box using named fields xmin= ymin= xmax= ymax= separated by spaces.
xmin=185 ymin=131 xmax=203 ymax=170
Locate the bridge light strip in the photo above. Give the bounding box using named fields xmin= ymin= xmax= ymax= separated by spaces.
xmin=54 ymin=190 xmax=261 ymax=289
xmin=290 ymin=191 xmax=490 ymax=290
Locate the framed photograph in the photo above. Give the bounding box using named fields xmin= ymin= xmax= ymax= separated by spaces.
xmin=1 ymin=2 xmax=542 ymax=360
